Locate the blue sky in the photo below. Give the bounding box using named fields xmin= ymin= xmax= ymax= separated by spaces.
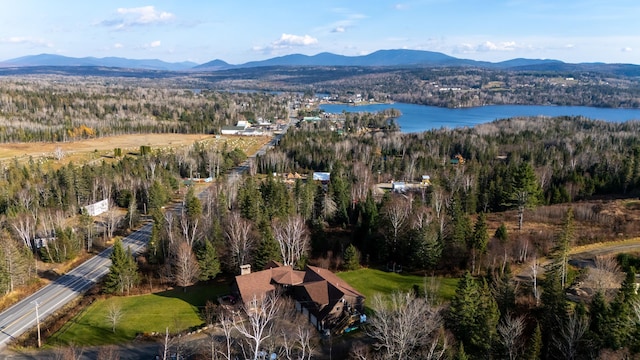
xmin=1 ymin=1 xmax=639 ymax=65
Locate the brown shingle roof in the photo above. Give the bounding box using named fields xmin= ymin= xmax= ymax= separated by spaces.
xmin=305 ymin=265 xmax=364 ymax=299
xmin=272 ymin=266 xmax=306 ymax=286
xmin=235 ymin=264 xmax=306 ymax=304
xmin=235 ymin=270 xmax=275 ymax=303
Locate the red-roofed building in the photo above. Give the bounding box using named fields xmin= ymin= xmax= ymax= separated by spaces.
xmin=231 ymin=263 xmax=365 ymax=334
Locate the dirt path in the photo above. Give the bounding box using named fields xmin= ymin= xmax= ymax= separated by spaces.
xmin=516 ymin=237 xmax=640 ymax=281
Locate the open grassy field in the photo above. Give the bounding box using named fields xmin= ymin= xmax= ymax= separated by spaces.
xmin=0 ymin=133 xmax=270 ymax=167
xmin=49 ymin=283 xmax=229 ymax=347
xmin=336 ymin=268 xmax=459 ymax=303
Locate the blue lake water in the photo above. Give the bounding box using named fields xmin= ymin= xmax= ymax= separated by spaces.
xmin=319 ymin=103 xmax=640 ymax=133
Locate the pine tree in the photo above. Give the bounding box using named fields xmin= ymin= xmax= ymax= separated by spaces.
xmin=454 ymin=342 xmax=469 ymax=360
xmin=494 ymin=222 xmax=508 ymax=243
xmin=469 ymin=212 xmax=489 ymax=273
xmin=253 ymin=221 xmax=281 ymax=270
xmin=552 ymin=207 xmax=574 ymax=288
xmin=343 ymin=244 xmax=360 ymax=270
xmin=195 ymin=239 xmax=221 ymax=281
xmin=526 ymin=323 xmax=542 ymax=360
xmin=540 ymin=265 xmax=568 ymax=359
xmin=104 ymin=239 xmax=139 ymax=295
xmin=605 ymin=268 xmax=637 ymax=349
xmin=447 ymin=272 xmax=499 ymax=356
xmin=587 ymin=291 xmax=608 ymax=349
xmin=507 ymin=162 xmax=543 ymax=231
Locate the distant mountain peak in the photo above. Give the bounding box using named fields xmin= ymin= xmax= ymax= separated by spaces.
xmin=1 ymin=54 xmax=197 ymax=71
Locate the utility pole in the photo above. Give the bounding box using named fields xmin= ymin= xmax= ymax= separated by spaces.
xmin=31 ymin=300 xmax=41 ymax=348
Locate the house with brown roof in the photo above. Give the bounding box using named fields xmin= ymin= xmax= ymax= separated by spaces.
xmin=231 ymin=262 xmax=365 ymax=334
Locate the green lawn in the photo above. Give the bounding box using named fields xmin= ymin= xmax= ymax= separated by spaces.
xmin=49 ymin=283 xmax=229 ymax=346
xmin=336 ymin=268 xmax=459 ymax=302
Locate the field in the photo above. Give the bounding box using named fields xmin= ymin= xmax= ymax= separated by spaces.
xmin=49 ymin=283 xmax=229 ymax=347
xmin=0 ymin=133 xmax=271 ymax=167
xmin=337 ymin=268 xmax=459 ymax=303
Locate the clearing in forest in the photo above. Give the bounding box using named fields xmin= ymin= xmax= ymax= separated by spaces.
xmin=0 ymin=133 xmax=270 ymax=166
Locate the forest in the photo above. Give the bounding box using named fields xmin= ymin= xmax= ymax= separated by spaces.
xmin=1 ymin=73 xmax=640 ymax=359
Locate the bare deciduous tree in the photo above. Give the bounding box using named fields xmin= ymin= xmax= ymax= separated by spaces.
xmin=104 ymin=204 xmax=123 ymax=239
xmin=497 ymin=314 xmax=526 ymax=360
xmin=234 ymin=293 xmax=281 ymax=360
xmin=382 ymin=196 xmax=409 ymax=258
xmin=53 ymin=146 xmax=65 ymax=161
xmin=582 ymin=255 xmax=624 ymax=297
xmin=11 ymin=212 xmax=36 ymax=251
xmin=173 ymin=241 xmax=201 ymax=291
xmin=53 ymin=343 xmax=83 ymax=360
xmin=553 ymin=313 xmax=588 ymax=360
xmin=281 ymin=322 xmax=315 ymax=360
xmin=225 ymin=211 xmax=255 ymax=272
xmin=105 ymin=301 xmax=123 ymax=333
xmin=272 ymin=215 xmax=309 ymax=267
xmin=96 ymin=345 xmax=120 ymax=360
xmin=366 ymin=292 xmax=446 ymax=360
xmin=530 ymin=256 xmax=541 ymax=306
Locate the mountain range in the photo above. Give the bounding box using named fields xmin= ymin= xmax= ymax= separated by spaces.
xmin=1 ymin=49 xmax=638 ymax=75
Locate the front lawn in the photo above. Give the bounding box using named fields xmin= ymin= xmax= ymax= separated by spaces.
xmin=336 ymin=268 xmax=458 ymax=302
xmin=49 ymin=283 xmax=229 ymax=346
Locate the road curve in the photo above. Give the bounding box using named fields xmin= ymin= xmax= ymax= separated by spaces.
xmin=0 ymin=224 xmax=151 ymax=349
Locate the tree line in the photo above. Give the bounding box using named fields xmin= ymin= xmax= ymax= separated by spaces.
xmin=0 ymin=78 xmax=288 ymax=142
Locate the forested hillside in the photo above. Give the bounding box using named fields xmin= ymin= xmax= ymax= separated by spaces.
xmin=0 ymin=77 xmax=287 ymax=142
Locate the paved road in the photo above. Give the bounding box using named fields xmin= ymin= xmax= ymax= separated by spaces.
xmin=0 ymin=100 xmax=297 ymax=354
xmin=0 ymin=224 xmax=151 ymax=350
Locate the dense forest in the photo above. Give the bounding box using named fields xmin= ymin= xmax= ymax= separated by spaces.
xmin=0 ymin=77 xmax=287 ymax=142
xmin=1 ymin=74 xmax=640 ymax=358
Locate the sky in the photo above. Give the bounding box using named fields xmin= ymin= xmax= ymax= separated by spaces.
xmin=1 ymin=0 xmax=639 ymax=65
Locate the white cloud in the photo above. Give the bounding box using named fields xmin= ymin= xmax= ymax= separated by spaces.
xmin=113 ymin=43 xmax=124 ymax=49
xmin=477 ymin=41 xmax=518 ymax=52
xmin=150 ymin=40 xmax=161 ymax=48
xmin=2 ymin=36 xmax=53 ymax=48
xmin=332 ymin=26 xmax=346 ymax=33
xmin=622 ymin=47 xmax=633 ymax=52
xmin=101 ymin=6 xmax=175 ymax=30
xmin=394 ymin=3 xmax=409 ymax=10
xmin=272 ymin=34 xmax=318 ymax=48
xmin=253 ymin=34 xmax=318 ymax=55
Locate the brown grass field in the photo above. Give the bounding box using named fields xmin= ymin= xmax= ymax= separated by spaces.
xmin=0 ymin=133 xmax=271 ymax=167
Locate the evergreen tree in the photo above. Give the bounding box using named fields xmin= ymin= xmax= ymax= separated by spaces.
xmin=587 ymin=291 xmax=608 ymax=349
xmin=410 ymin=226 xmax=443 ymax=270
xmin=551 ymin=207 xmax=574 ymax=288
xmin=148 ymin=180 xmax=170 ymax=213
xmin=492 ymin=267 xmax=516 ymax=317
xmin=605 ymin=268 xmax=637 ymax=349
xmin=494 ymin=222 xmax=508 ymax=243
xmin=328 ymin=167 xmax=350 ymax=225
xmin=526 ymin=323 xmax=542 ymax=360
xmin=238 ymin=176 xmax=262 ymax=221
xmin=469 ymin=212 xmax=489 ymax=273
xmin=507 ymin=162 xmax=543 ymax=231
xmin=447 ymin=272 xmax=499 ymax=357
xmin=104 ymin=239 xmax=139 ymax=295
xmin=343 ymin=244 xmax=360 ymax=270
xmin=253 ymin=221 xmax=281 ymax=270
xmin=454 ymin=342 xmax=469 ymax=360
xmin=184 ymin=186 xmax=203 ymax=221
xmin=540 ymin=265 xmax=568 ymax=359
xmin=195 ymin=239 xmax=221 ymax=281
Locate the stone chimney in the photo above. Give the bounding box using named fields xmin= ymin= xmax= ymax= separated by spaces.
xmin=240 ymin=264 xmax=251 ymax=275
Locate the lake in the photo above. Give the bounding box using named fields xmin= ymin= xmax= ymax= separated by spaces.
xmin=318 ymin=103 xmax=640 ymax=133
